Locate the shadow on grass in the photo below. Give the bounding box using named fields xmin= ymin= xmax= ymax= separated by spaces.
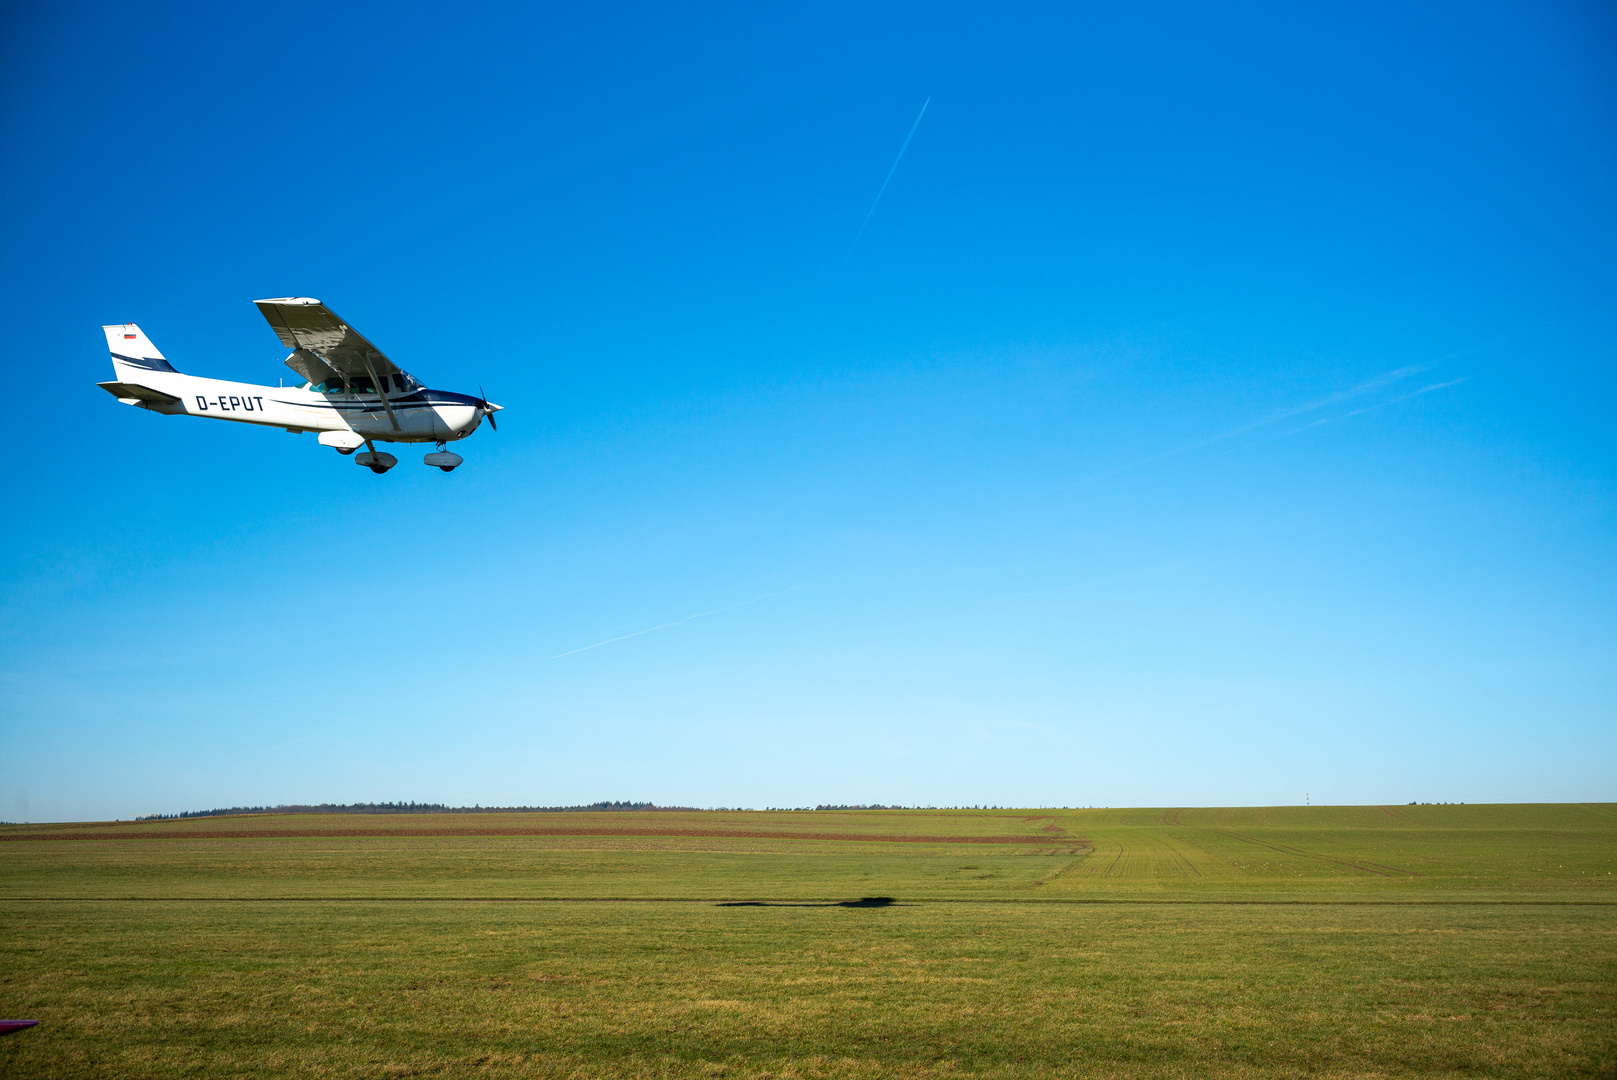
xmin=718 ymin=897 xmax=896 ymax=908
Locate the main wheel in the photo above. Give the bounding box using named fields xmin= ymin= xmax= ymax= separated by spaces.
xmin=337 ymin=446 xmax=357 ymax=456
xmin=370 ymin=465 xmax=389 ymax=474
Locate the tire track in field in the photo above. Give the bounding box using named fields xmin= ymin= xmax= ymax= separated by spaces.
xmin=1155 ymin=831 xmax=1204 ymax=878
xmin=1170 ymin=819 xmax=1253 ymax=878
xmin=1072 ymin=831 xmax=1202 ymax=880
xmin=1100 ymin=839 xmax=1125 ymax=877
xmin=1216 ymin=830 xmax=1420 ymax=877
xmin=1148 ymin=813 xmax=1205 ymax=878
xmin=1023 ymin=848 xmax=1096 ymax=889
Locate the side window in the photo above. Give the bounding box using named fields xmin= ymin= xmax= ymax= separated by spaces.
xmin=392 ymin=374 xmax=408 ymax=393
xmin=318 ymin=378 xmax=346 ymax=394
xmin=351 ymin=376 xmax=375 ymax=394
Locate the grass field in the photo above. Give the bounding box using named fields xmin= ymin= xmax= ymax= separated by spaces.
xmin=1 ymin=805 xmax=1613 ymax=1077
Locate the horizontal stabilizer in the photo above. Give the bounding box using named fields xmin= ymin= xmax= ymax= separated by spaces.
xmin=98 ymin=381 xmax=181 ymax=405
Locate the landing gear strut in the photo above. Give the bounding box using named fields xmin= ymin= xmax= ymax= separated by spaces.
xmin=424 ymin=441 xmax=463 ymax=472
xmin=354 ymin=439 xmax=398 ymax=474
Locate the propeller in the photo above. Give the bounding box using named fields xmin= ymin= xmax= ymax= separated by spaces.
xmin=476 ymin=385 xmax=502 ymax=432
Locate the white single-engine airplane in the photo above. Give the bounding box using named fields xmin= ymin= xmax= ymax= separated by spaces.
xmin=98 ymin=297 xmax=502 ymax=473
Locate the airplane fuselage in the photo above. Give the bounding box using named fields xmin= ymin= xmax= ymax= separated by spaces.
xmin=109 ymin=367 xmax=487 ymax=444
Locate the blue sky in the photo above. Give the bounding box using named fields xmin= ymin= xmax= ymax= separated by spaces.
xmin=1 ymin=2 xmax=1613 ymax=821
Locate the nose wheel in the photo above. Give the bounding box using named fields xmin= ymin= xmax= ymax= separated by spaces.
xmin=425 ymin=442 xmax=463 ymax=472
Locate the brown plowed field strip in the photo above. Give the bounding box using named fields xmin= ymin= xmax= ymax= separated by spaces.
xmin=0 ymin=827 xmax=1074 ymax=845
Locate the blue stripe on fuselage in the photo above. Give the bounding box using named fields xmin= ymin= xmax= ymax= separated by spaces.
xmin=266 ymin=390 xmax=478 ymax=411
xmin=111 ymin=352 xmax=179 ymax=373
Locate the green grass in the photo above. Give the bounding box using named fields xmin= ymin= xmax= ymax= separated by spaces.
xmin=1 ymin=805 xmax=1614 ymax=1077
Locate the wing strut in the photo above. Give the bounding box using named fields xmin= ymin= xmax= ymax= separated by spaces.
xmin=362 ymin=353 xmax=401 ymax=431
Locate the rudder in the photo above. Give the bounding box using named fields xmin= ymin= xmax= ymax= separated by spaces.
xmin=103 ymin=323 xmax=178 ymax=373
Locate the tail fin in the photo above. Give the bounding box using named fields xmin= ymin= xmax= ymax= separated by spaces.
xmin=103 ymin=324 xmax=178 ymax=373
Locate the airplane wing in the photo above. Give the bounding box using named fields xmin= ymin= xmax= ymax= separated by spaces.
xmin=254 ymin=298 xmax=401 ymax=378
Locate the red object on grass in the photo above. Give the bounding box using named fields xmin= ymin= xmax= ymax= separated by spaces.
xmin=0 ymin=1020 xmax=39 ymax=1035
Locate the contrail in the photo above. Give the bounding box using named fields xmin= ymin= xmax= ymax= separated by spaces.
xmin=1089 ymin=364 xmax=1434 ymax=480
xmin=845 ymin=97 xmax=931 ymax=262
xmin=1342 ymin=376 xmax=1469 ymax=418
xmin=266 ymin=731 xmax=321 ymax=753
xmin=549 ymin=587 xmax=802 ymax=660
xmin=1212 ymin=376 xmax=1471 ymax=456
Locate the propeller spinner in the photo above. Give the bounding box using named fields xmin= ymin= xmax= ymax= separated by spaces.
xmin=477 ymin=386 xmax=502 ymax=432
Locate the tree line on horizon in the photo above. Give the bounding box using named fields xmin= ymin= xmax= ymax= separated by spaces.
xmin=136 ymin=801 xmax=685 ymax=820
xmin=135 ymin=801 xmax=1027 ymax=820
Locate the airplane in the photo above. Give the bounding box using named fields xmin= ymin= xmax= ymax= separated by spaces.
xmin=97 ymin=297 xmax=502 ymax=473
